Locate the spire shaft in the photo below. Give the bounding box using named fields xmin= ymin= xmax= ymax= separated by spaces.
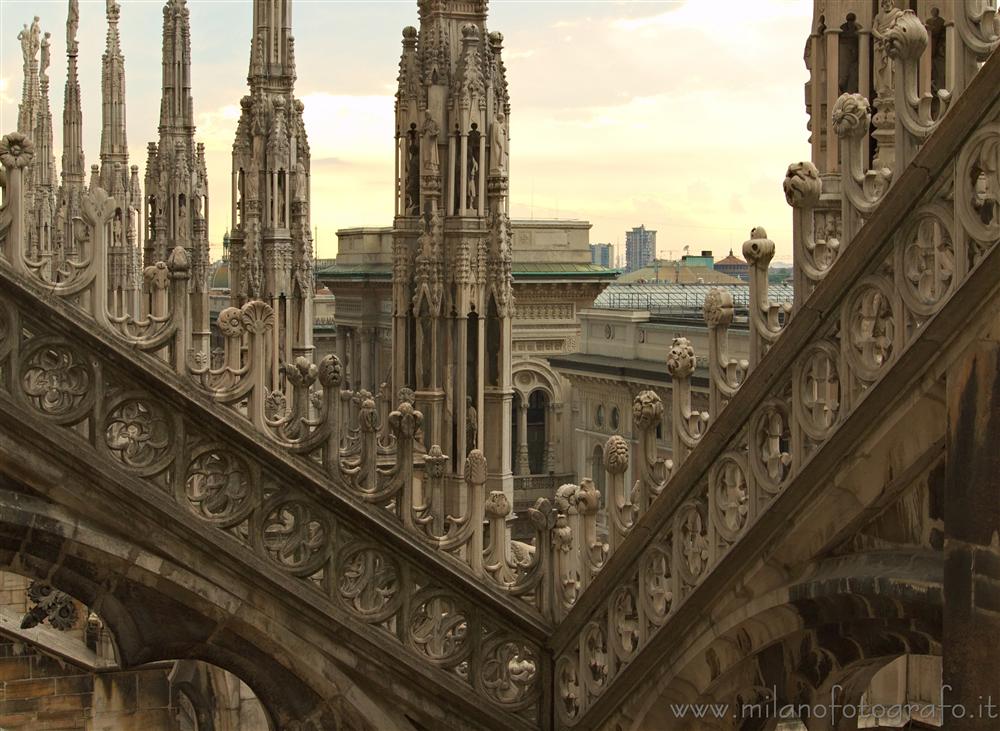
xmin=100 ymin=0 xmax=128 ymax=188
xmin=62 ymin=0 xmax=85 ymax=186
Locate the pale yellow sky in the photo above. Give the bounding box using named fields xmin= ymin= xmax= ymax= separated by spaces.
xmin=0 ymin=0 xmax=814 ymax=263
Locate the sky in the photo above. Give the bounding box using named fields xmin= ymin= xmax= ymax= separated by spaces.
xmin=0 ymin=0 xmax=813 ymax=264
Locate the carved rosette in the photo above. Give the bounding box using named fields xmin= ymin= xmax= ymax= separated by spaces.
xmin=750 ymin=399 xmax=792 ymax=493
xmin=580 ymin=620 xmax=609 ymax=699
xmin=19 ymin=339 xmax=93 ymax=421
xmin=955 ymin=123 xmax=1000 ymax=258
xmin=843 ymin=276 xmax=898 ymax=382
xmin=609 ymin=582 xmax=640 ymax=661
xmin=240 ymin=300 xmax=275 ymax=335
xmin=666 ymin=337 xmax=696 ymax=379
xmin=477 ymin=637 xmax=539 ymax=710
xmin=831 ymin=93 xmax=871 ymax=139
xmin=710 ymin=453 xmax=750 ymax=544
xmin=895 ymin=203 xmax=955 ymax=317
xmin=703 ymin=288 xmax=734 ymax=328
xmin=676 ymin=501 xmax=710 ymax=587
xmin=336 ymin=544 xmax=401 ymax=623
xmin=884 ymin=8 xmax=928 ymax=63
xmin=103 ymin=396 xmax=174 ymax=473
xmin=407 ymin=589 xmax=469 ymax=667
xmin=639 ymin=539 xmax=673 ymax=627
xmin=794 ymin=340 xmax=842 ymax=442
xmin=258 ymin=498 xmax=330 ymax=576
xmin=783 ymin=161 xmax=822 ymax=208
xmin=465 ymin=448 xmax=488 ymax=485
xmin=423 ymin=444 xmax=448 ymax=480
xmin=604 ymin=435 xmax=630 ymax=475
xmin=632 ymin=390 xmax=663 ymax=431
xmin=388 ymin=401 xmax=423 ymax=438
xmin=183 ymin=447 xmax=257 ymax=526
xmin=317 ymin=354 xmax=342 ymax=388
xmin=555 ymin=652 xmax=582 ymax=723
xmin=22 ymin=581 xmax=77 ymax=631
xmin=218 ymin=307 xmax=243 ymax=338
xmin=358 ymin=398 xmax=378 ymax=433
xmin=0 ymin=132 xmax=35 ymax=169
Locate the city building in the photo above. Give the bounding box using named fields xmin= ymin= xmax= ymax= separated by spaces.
xmin=589 ymin=242 xmax=612 ymax=267
xmin=624 ymin=224 xmax=656 ymax=271
xmin=714 ymin=247 xmax=750 ymax=280
xmin=318 ymin=219 xmax=617 ymax=528
xmin=679 ymin=249 xmax=714 ymax=268
xmin=0 ymin=0 xmax=997 ymax=728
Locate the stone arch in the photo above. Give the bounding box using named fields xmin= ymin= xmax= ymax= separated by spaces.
xmin=512 ymin=360 xmax=564 ymax=476
xmin=623 ymin=551 xmax=942 ymax=731
xmin=0 ymin=486 xmax=415 ymax=731
xmin=511 ymin=357 xmax=563 ymax=404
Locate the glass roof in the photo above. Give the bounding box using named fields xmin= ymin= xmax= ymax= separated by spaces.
xmin=594 ymin=281 xmax=794 ymax=313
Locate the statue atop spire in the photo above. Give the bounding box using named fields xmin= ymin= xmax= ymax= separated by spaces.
xmin=17 ymin=17 xmax=42 ymax=137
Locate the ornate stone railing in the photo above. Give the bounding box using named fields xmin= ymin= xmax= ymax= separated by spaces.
xmin=0 ymin=132 xmax=614 ymax=635
xmin=0 ymin=233 xmax=551 ymax=729
xmin=548 ymin=28 xmax=1000 ymax=728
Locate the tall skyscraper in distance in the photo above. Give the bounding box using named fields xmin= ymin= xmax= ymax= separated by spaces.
xmin=625 ymin=224 xmax=656 ymax=272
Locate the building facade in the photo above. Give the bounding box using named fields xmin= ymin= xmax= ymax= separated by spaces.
xmin=589 ymin=242 xmax=612 ymax=267
xmin=624 ymin=224 xmax=655 ymax=271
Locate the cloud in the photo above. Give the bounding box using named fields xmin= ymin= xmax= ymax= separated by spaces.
xmin=0 ymin=0 xmax=814 ymax=260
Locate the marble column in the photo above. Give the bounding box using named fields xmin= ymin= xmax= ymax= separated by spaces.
xmin=515 ymin=397 xmax=529 ymax=476
xmin=545 ymin=401 xmax=557 ymax=474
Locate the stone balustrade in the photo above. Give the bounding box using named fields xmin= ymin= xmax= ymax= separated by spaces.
xmin=548 ymin=28 xmax=1000 ymax=726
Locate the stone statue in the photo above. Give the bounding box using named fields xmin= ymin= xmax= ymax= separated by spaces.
xmin=467 ymin=123 xmax=481 ymax=210
xmin=405 ymin=123 xmax=420 ymax=214
xmin=872 ymin=0 xmax=903 ymax=99
xmin=112 ymin=215 xmax=122 ymax=247
xmin=838 ymin=14 xmax=860 ymax=94
xmin=67 ymin=0 xmax=79 ymax=49
xmin=491 ymin=112 xmax=508 ymax=174
xmin=245 ymin=166 xmax=259 ymax=201
xmin=30 ymin=16 xmax=41 ymax=52
xmin=466 ymin=397 xmax=478 ymax=453
xmin=421 ymin=112 xmax=440 ymax=173
xmin=927 ymin=8 xmax=947 ymax=95
xmin=18 ymin=25 xmax=31 ymax=63
xmin=18 ymin=17 xmax=41 ymax=64
xmin=293 ymin=161 xmax=307 ymax=202
xmin=178 ymin=196 xmax=188 ymax=240
xmin=40 ymin=33 xmax=51 ymax=77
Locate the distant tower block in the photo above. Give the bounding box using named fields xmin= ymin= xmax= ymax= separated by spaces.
xmin=392 ymin=0 xmax=514 ymax=498
xmin=229 ymin=0 xmax=315 ymax=389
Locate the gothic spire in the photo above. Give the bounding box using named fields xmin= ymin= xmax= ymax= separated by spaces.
xmin=17 ymin=17 xmax=42 ymax=137
xmin=35 ymin=31 xmax=56 ymax=192
xmin=100 ymin=0 xmax=128 ymax=190
xmin=249 ymin=0 xmax=295 ymax=82
xmin=62 ymin=0 xmax=85 ymax=187
xmin=159 ymin=0 xmax=194 ymax=137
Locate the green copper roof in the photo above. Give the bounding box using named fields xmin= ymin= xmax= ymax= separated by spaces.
xmin=316 ymin=263 xmax=392 ymax=279
xmin=317 ymin=261 xmax=619 ymax=280
xmin=512 ymin=262 xmax=619 ymax=277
